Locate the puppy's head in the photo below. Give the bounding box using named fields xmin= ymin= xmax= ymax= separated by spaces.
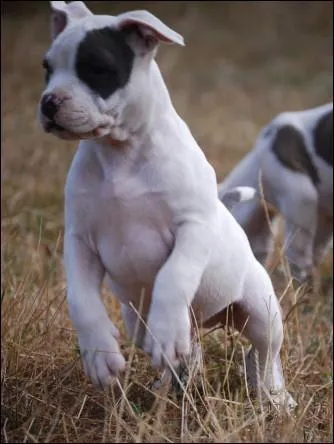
xmin=38 ymin=1 xmax=184 ymax=141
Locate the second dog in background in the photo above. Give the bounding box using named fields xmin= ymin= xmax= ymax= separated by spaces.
xmin=218 ymin=103 xmax=333 ymax=283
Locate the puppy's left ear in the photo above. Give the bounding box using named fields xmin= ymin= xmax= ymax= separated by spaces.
xmin=116 ymin=10 xmax=185 ymax=52
xmin=50 ymin=1 xmax=93 ymax=39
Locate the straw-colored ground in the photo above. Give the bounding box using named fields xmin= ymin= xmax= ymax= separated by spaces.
xmin=2 ymin=2 xmax=333 ymax=442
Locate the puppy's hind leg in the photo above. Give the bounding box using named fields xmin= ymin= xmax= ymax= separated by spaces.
xmin=120 ymin=301 xmax=148 ymax=349
xmin=231 ymin=263 xmax=296 ymax=410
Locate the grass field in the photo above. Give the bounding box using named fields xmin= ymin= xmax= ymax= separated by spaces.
xmin=1 ymin=1 xmax=333 ymax=442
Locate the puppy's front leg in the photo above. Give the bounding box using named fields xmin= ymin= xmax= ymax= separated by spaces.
xmin=144 ymin=222 xmax=213 ymax=370
xmin=64 ymin=234 xmax=125 ymax=388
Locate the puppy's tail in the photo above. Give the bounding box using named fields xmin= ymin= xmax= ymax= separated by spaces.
xmin=220 ymin=186 xmax=256 ymax=211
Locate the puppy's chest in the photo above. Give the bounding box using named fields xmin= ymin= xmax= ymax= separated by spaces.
xmin=73 ymin=176 xmax=175 ymax=285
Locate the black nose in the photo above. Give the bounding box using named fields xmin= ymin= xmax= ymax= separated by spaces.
xmin=41 ymin=93 xmax=58 ymax=120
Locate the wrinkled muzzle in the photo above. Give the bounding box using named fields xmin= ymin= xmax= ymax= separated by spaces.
xmin=39 ymin=86 xmax=113 ymax=140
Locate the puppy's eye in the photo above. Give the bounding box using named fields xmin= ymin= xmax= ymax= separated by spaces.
xmin=42 ymin=59 xmax=53 ymax=83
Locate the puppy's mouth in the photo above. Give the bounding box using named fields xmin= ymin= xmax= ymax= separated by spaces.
xmin=43 ymin=119 xmax=111 ymax=141
xmin=45 ymin=121 xmax=66 ymax=133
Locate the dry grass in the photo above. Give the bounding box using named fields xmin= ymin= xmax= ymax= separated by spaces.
xmin=1 ymin=1 xmax=333 ymax=442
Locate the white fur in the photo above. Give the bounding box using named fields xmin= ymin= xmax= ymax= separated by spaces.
xmin=38 ymin=1 xmax=295 ymax=409
xmin=219 ymin=103 xmax=333 ymax=282
xmin=220 ymin=186 xmax=257 ymax=210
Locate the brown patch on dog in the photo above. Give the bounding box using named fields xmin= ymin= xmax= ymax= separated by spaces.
xmin=313 ymin=109 xmax=333 ymax=166
xmin=272 ymin=124 xmax=320 ymax=185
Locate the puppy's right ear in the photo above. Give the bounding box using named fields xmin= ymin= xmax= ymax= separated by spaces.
xmin=50 ymin=1 xmax=93 ymax=40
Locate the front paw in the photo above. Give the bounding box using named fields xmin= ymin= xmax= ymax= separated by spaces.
xmin=77 ymin=320 xmax=126 ymax=388
xmin=143 ymin=305 xmax=191 ymax=369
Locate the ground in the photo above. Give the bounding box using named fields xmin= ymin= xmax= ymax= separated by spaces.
xmin=1 ymin=1 xmax=333 ymax=443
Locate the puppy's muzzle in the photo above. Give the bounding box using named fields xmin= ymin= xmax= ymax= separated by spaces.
xmin=41 ymin=93 xmax=58 ymax=119
xmin=41 ymin=93 xmax=66 ymax=132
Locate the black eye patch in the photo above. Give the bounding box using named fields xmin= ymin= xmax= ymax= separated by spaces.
xmin=42 ymin=58 xmax=53 ymax=83
xmin=75 ymin=27 xmax=134 ymax=100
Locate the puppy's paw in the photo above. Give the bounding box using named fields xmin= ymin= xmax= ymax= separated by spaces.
xmin=151 ymin=343 xmax=203 ymax=394
xmin=143 ymin=304 xmax=191 ymax=369
xmin=246 ymin=347 xmax=297 ymax=413
xmin=270 ymin=389 xmax=297 ymax=413
xmin=77 ymin=320 xmax=126 ymax=388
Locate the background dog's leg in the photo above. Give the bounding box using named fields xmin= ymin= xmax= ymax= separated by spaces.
xmin=261 ymin=154 xmax=319 ymax=282
xmin=278 ymin=182 xmax=318 ymax=282
xmin=313 ymin=210 xmax=333 ymax=267
xmin=310 ymin=211 xmax=333 ymax=292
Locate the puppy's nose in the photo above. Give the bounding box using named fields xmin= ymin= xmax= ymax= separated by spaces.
xmin=41 ymin=93 xmax=59 ymax=120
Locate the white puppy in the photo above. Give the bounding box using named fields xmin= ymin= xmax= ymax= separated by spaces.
xmin=219 ymin=103 xmax=333 ymax=283
xmin=38 ymin=1 xmax=295 ymax=409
